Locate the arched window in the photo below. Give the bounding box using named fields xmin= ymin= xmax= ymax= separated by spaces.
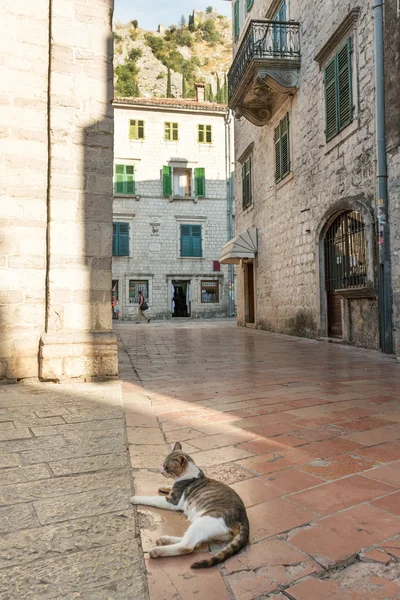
xmin=324 ymin=211 xmax=367 ymax=291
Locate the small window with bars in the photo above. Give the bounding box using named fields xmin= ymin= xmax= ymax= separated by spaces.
xmin=164 ymin=122 xmax=179 ymax=141
xmin=198 ymin=124 xmax=212 ymax=144
xmin=201 ymin=281 xmax=219 ymax=303
xmin=324 ymin=211 xmax=367 ymax=290
xmin=129 ymin=280 xmax=148 ymax=304
xmin=324 ymin=39 xmax=353 ymax=142
xmin=274 ymin=113 xmax=290 ymax=183
xmin=114 ymin=164 xmax=135 ymax=195
xmin=242 ymin=155 xmax=252 ymax=210
xmin=129 ymin=119 xmax=145 ymax=140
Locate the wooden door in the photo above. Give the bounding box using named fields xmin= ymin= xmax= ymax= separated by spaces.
xmin=247 ymin=262 xmax=255 ymax=324
xmin=327 ymin=291 xmax=342 ymax=338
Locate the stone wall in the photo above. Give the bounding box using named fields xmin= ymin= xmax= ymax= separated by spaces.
xmin=233 ymin=0 xmax=380 ymax=349
xmin=1 ymin=0 xmax=118 ymax=380
xmin=385 ymin=0 xmax=400 ymax=355
xmin=112 ymin=103 xmax=234 ymax=320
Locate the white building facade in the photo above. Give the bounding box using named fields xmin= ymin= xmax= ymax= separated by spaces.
xmin=112 ymin=96 xmax=235 ymax=321
xmin=222 ymin=0 xmax=400 ymax=355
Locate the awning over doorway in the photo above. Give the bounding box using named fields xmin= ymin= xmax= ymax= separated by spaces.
xmin=219 ymin=228 xmax=258 ymax=264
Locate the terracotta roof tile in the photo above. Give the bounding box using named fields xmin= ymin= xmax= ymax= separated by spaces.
xmin=113 ymin=96 xmax=227 ymax=112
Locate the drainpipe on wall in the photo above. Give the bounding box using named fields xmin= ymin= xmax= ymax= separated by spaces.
xmin=225 ymin=109 xmax=235 ymax=317
xmin=372 ymin=0 xmax=394 ymax=354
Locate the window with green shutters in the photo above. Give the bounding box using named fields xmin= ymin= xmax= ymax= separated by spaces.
xmin=242 ymin=156 xmax=252 ymax=209
xmin=114 ymin=164 xmax=135 ymax=195
xmin=180 ymin=225 xmax=202 ymax=257
xmin=246 ymin=0 xmax=254 ymax=11
xmin=324 ymin=39 xmax=353 ymax=142
xmin=198 ymin=124 xmax=212 ymax=144
xmin=162 ymin=165 xmax=172 ymax=196
xmin=129 ymin=119 xmax=145 ymax=140
xmin=194 ymin=168 xmax=206 ymax=198
xmin=274 ymin=113 xmax=290 ymax=183
xmin=233 ymin=1 xmax=240 ymax=40
xmin=164 ymin=122 xmax=179 ymax=141
xmin=113 ymin=222 xmax=130 ymax=256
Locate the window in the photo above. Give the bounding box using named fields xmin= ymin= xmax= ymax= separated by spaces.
xmin=129 ymin=280 xmax=148 ymax=304
xmin=198 ymin=124 xmax=212 ymax=144
xmin=325 ymin=39 xmax=353 ymax=142
xmin=324 ymin=211 xmax=367 ymax=290
xmin=242 ymin=156 xmax=252 ymax=209
xmin=213 ymin=261 xmax=221 ymax=272
xmin=164 ymin=122 xmax=179 ymax=141
xmin=180 ymin=224 xmax=202 ymax=257
xmin=173 ymin=168 xmax=192 ymax=197
xmin=274 ymin=0 xmax=287 ymax=51
xmin=114 ymin=164 xmax=135 ymax=195
xmin=129 ymin=119 xmax=145 ymax=140
xmin=233 ymin=1 xmax=240 ymax=40
xmin=201 ymin=281 xmax=219 ymax=303
xmin=274 ymin=113 xmax=290 ymax=183
xmin=113 ymin=222 xmax=130 ymax=256
xmin=163 ymin=166 xmax=206 ymax=198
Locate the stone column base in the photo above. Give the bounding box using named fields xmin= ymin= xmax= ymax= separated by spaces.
xmin=39 ymin=332 xmax=118 ymax=381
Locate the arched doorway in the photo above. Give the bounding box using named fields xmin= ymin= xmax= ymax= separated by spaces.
xmin=324 ymin=211 xmax=367 ymax=338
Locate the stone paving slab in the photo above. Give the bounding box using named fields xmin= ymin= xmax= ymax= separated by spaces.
xmin=117 ymin=320 xmax=400 ymax=600
xmin=0 ymin=380 xmax=149 ymax=600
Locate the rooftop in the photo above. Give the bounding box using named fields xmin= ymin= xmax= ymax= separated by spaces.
xmin=113 ymin=96 xmax=228 ymax=113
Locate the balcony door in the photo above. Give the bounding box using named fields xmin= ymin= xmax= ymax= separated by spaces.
xmin=273 ymin=0 xmax=287 ymax=53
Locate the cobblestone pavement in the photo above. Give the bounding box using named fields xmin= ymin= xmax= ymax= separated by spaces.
xmin=0 ymin=380 xmax=148 ymax=600
xmin=117 ymin=319 xmax=400 ymax=600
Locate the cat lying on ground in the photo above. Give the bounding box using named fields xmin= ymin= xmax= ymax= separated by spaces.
xmin=131 ymin=442 xmax=249 ymax=569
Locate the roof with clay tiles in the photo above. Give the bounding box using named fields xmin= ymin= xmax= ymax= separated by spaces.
xmin=113 ymin=97 xmax=227 ymax=113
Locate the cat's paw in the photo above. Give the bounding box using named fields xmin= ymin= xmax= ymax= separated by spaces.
xmin=149 ymin=547 xmax=162 ymax=558
xmin=156 ymin=537 xmax=170 ymax=546
xmin=158 ymin=486 xmax=171 ymax=495
xmin=130 ymin=496 xmax=140 ymax=505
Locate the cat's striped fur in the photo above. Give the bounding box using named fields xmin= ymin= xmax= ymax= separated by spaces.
xmin=131 ymin=442 xmax=249 ymax=569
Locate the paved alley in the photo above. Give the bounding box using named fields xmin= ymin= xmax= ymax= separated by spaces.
xmin=118 ymin=320 xmax=400 ymax=600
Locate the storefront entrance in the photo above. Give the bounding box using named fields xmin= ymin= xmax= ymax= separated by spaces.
xmin=172 ymin=281 xmax=191 ymax=317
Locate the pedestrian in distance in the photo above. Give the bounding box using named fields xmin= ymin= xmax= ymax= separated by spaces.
xmin=137 ymin=290 xmax=151 ymax=324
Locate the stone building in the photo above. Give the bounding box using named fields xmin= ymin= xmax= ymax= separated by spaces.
xmin=0 ymin=0 xmax=118 ymax=380
xmin=222 ymin=0 xmax=400 ymax=354
xmin=112 ymin=93 xmax=235 ymax=321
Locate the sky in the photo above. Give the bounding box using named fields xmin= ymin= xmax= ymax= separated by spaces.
xmin=113 ymin=0 xmax=232 ymax=30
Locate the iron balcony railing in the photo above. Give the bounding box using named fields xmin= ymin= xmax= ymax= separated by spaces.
xmin=228 ymin=20 xmax=300 ymax=100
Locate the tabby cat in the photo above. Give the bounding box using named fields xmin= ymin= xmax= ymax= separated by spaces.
xmin=131 ymin=442 xmax=249 ymax=568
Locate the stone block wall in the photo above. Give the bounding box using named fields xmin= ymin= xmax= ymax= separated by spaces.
xmin=233 ymin=0 xmax=380 ymax=349
xmin=1 ymin=0 xmax=118 ymax=380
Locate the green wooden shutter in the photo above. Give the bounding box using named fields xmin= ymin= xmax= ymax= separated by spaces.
xmin=280 ymin=114 xmax=290 ymax=178
xmin=194 ymin=168 xmax=206 ymax=197
xmin=129 ymin=120 xmax=145 ymax=140
xmin=163 ymin=165 xmax=172 ymax=196
xmin=274 ymin=124 xmax=282 ymax=182
xmin=125 ymin=165 xmax=135 ymax=194
xmin=118 ymin=223 xmax=130 ymax=256
xmin=180 ymin=225 xmax=191 ymax=256
xmin=115 ymin=165 xmax=124 ymax=194
xmin=206 ymin=125 xmax=212 ymax=143
xmin=198 ymin=124 xmax=204 ymax=143
xmin=247 ymin=0 xmax=254 ymax=10
xmin=338 ymin=39 xmax=353 ymax=131
xmin=191 ymin=225 xmax=202 ymax=257
xmin=112 ymin=223 xmax=118 ymax=255
xmin=234 ymin=1 xmax=239 ymax=40
xmin=137 ymin=120 xmax=145 ymax=139
xmin=172 ymin=123 xmax=179 ymax=141
xmin=325 ymin=58 xmax=338 ymax=141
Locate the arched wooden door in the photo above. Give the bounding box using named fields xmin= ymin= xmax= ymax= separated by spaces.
xmin=324 ymin=211 xmax=367 ymax=338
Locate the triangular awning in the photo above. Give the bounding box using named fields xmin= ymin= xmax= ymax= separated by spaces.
xmin=219 ymin=228 xmax=258 ymax=264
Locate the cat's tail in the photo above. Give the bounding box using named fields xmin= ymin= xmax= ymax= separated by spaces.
xmin=191 ymin=518 xmax=250 ymax=569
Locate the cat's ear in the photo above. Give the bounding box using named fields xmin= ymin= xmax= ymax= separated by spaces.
xmin=177 ymin=454 xmax=187 ymax=467
xmin=173 ymin=442 xmax=182 ymax=451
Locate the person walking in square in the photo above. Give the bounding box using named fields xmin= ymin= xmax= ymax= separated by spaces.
xmin=137 ymin=290 xmax=151 ymax=323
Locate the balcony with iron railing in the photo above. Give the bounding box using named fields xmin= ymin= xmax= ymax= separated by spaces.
xmin=228 ymin=20 xmax=301 ymax=126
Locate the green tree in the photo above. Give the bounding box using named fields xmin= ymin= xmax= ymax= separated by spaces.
xmin=206 ymin=6 xmax=213 ymax=13
xmin=131 ymin=19 xmax=138 ymax=28
xmin=179 ymin=15 xmax=186 ymax=28
xmin=166 ymin=67 xmax=172 ymax=97
xmin=115 ymin=48 xmax=142 ymax=97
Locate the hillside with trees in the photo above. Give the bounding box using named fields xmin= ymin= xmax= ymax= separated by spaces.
xmin=113 ymin=8 xmax=232 ymax=103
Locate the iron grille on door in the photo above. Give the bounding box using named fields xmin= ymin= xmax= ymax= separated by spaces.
xmin=324 ymin=211 xmax=367 ymax=290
